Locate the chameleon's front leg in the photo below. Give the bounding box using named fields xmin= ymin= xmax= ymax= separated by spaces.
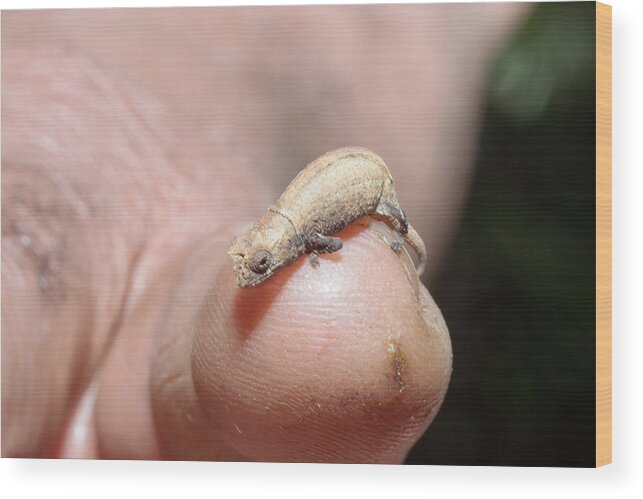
xmin=305 ymin=232 xmax=343 ymax=267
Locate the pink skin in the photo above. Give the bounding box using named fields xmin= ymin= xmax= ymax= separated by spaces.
xmin=1 ymin=5 xmax=526 ymax=461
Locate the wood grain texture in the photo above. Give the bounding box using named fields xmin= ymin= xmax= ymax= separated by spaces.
xmin=596 ymin=1 xmax=612 ymax=468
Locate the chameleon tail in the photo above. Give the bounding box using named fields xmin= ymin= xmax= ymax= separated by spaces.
xmin=404 ymin=224 xmax=427 ymax=276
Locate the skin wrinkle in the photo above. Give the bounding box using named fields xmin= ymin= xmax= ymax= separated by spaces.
xmin=1 ymin=161 xmax=149 ymax=458
xmin=2 ymin=47 xmax=191 ymax=458
xmin=2 ymin=166 xmax=92 ymax=455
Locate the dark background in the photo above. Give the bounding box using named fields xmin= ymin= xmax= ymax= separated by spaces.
xmin=407 ymin=2 xmax=596 ymax=467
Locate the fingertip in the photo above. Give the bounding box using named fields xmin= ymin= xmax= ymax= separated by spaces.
xmin=192 ymin=219 xmax=451 ymax=463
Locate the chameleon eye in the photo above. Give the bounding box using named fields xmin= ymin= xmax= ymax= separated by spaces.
xmin=248 ymin=249 xmax=272 ymax=274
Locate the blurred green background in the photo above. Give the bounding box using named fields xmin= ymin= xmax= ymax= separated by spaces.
xmin=407 ymin=2 xmax=596 ymax=467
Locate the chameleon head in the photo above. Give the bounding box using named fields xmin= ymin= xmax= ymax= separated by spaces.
xmin=227 ymin=225 xmax=292 ymax=288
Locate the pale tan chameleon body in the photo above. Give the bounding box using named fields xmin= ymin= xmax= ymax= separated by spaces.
xmin=228 ymin=147 xmax=427 ymax=287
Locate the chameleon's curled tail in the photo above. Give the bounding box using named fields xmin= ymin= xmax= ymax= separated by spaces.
xmin=404 ymin=224 xmax=427 ymax=276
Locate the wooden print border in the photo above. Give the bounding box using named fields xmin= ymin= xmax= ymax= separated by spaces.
xmin=596 ymin=1 xmax=612 ymax=467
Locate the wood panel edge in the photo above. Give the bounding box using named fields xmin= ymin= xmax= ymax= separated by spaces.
xmin=595 ymin=0 xmax=612 ymax=468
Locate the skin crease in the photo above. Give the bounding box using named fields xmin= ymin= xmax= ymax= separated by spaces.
xmin=1 ymin=5 xmax=527 ymax=461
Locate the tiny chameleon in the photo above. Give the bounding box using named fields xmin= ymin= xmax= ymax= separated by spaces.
xmin=228 ymin=146 xmax=427 ymax=288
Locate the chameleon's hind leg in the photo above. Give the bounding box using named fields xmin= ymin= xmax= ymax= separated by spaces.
xmin=374 ymin=198 xmax=427 ymax=276
xmin=375 ymin=199 xmax=408 ymax=236
xmin=374 ymin=198 xmax=409 ymax=254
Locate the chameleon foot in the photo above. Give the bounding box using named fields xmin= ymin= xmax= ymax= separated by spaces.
xmin=390 ymin=238 xmax=404 ymax=253
xmin=308 ymin=252 xmax=320 ymax=268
